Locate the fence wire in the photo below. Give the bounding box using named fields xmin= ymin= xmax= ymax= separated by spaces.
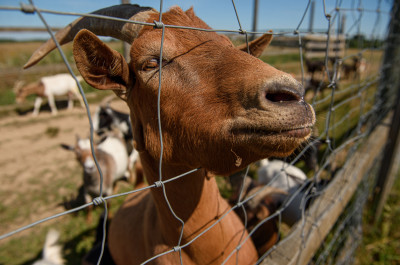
xmin=0 ymin=0 xmax=398 ymax=265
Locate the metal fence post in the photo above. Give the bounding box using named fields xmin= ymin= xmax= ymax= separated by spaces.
xmin=251 ymin=0 xmax=259 ymax=41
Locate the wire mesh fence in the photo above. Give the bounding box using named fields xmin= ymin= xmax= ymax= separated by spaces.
xmin=0 ymin=0 xmax=398 ymax=264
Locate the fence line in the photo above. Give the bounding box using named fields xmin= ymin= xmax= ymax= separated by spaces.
xmin=0 ymin=0 xmax=398 ymax=265
xmin=261 ymin=113 xmax=391 ymax=265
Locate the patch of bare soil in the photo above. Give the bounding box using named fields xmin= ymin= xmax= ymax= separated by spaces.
xmin=0 ymin=100 xmax=129 ymax=238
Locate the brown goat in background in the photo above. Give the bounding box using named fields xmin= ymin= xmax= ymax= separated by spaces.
xmin=341 ymin=57 xmax=366 ymax=80
xmin=305 ymin=58 xmax=325 ymax=79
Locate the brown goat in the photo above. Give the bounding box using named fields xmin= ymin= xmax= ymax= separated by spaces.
xmin=305 ymin=58 xmax=325 ymax=79
xmin=24 ymin=4 xmax=315 ymax=265
xmin=341 ymin=57 xmax=366 ymax=80
xmin=228 ymin=173 xmax=284 ymax=257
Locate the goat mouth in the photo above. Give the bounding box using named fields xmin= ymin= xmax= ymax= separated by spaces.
xmin=231 ymin=125 xmax=313 ymax=139
xmin=278 ymin=127 xmax=313 ymax=138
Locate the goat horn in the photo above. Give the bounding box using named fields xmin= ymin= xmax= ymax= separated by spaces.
xmin=24 ymin=4 xmax=156 ymax=69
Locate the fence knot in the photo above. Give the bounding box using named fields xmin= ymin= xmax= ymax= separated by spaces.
xmin=293 ymin=30 xmax=299 ymax=35
xmin=275 ymin=209 xmax=282 ymax=216
xmin=328 ymin=81 xmax=336 ymax=89
xmin=173 ymin=246 xmax=181 ymax=252
xmin=92 ymin=197 xmax=106 ymax=206
xmin=154 ymin=181 xmax=163 ymax=188
xmin=236 ymin=201 xmax=244 ymax=208
xmin=153 ymin=20 xmax=164 ymax=29
xmin=310 ymin=187 xmax=317 ymax=194
xmin=239 ymin=29 xmax=247 ymax=35
xmin=20 ymin=3 xmax=35 ymax=14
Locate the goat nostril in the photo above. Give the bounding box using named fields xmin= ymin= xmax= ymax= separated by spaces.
xmin=263 ymin=77 xmax=304 ymax=103
xmin=265 ymin=91 xmax=300 ymax=103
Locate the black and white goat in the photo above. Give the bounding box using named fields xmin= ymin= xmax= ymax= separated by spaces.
xmin=92 ymin=98 xmax=133 ymax=145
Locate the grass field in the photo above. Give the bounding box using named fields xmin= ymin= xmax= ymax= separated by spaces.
xmin=355 ymin=170 xmax=400 ymax=265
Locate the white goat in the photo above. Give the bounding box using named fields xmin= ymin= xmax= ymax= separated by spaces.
xmin=16 ymin=73 xmax=84 ymax=116
xmin=61 ymin=133 xmax=129 ymax=222
xmin=257 ymin=159 xmax=308 ymax=226
xmin=32 ymin=229 xmax=64 ymax=265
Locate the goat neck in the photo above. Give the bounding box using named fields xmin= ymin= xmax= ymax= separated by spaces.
xmin=111 ymin=150 xmax=257 ymax=264
xmin=16 ymin=82 xmax=45 ymax=103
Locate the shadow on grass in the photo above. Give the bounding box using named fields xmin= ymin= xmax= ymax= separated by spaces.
xmin=15 ymin=99 xmax=77 ymax=116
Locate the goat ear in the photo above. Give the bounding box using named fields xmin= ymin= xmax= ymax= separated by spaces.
xmin=237 ymin=32 xmax=273 ymax=58
xmin=73 ymin=29 xmax=131 ymax=101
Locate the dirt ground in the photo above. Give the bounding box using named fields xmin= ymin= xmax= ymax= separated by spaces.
xmin=0 ymin=98 xmax=130 ymax=239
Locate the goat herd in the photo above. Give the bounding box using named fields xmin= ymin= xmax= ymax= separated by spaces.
xmin=6 ymin=3 xmax=357 ymax=265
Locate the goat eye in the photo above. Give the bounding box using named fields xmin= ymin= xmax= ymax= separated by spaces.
xmin=142 ymin=58 xmax=159 ymax=71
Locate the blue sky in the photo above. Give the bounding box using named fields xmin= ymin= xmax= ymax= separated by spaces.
xmin=0 ymin=0 xmax=393 ymax=40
